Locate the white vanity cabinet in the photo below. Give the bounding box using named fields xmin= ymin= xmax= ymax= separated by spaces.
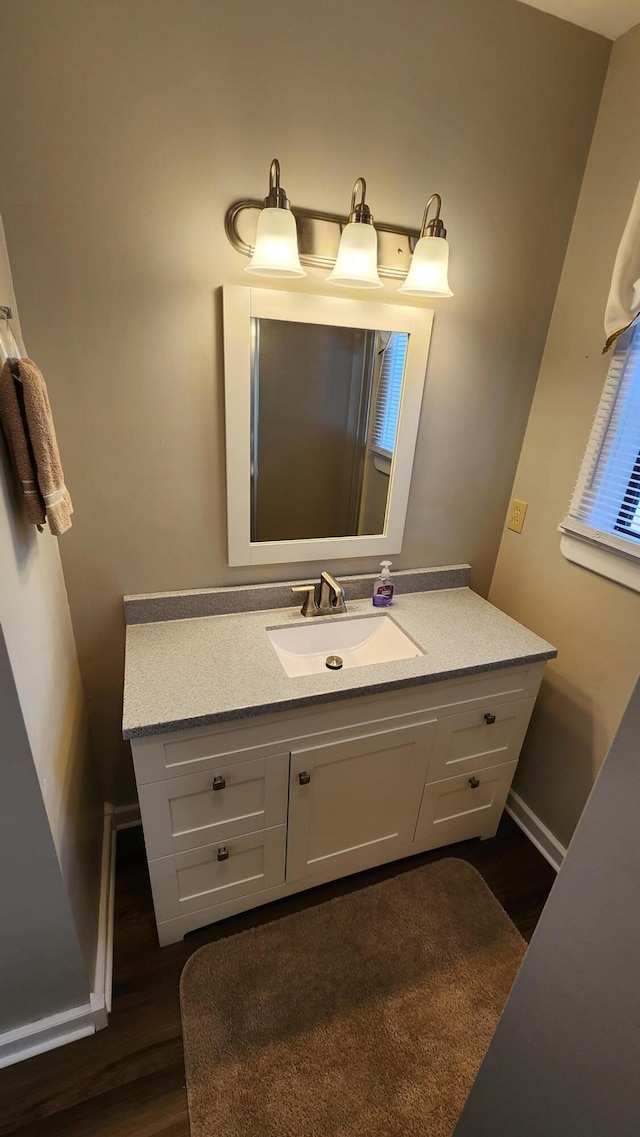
xmin=130 ymin=660 xmax=545 ymax=946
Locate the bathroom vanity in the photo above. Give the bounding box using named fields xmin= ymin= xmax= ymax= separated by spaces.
xmin=123 ymin=570 xmax=556 ymax=946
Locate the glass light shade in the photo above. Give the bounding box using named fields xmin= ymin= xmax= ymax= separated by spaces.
xmin=245 ymin=207 xmax=306 ymax=278
xmin=326 ymin=222 xmax=383 ymax=288
xmin=399 ymin=235 xmax=453 ymax=297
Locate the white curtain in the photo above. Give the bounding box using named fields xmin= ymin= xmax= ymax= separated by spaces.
xmin=604 ymin=178 xmax=640 ymax=352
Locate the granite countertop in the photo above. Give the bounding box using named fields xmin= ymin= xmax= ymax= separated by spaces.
xmin=122 ymin=587 xmax=556 ymax=739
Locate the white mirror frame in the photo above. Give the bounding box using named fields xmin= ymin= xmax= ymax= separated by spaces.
xmin=222 ymin=285 xmax=434 ymax=566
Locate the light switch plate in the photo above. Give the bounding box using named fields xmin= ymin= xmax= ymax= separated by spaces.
xmin=507 ymin=498 xmax=528 ymax=534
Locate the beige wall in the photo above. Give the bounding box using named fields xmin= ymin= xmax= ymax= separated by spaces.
xmin=0 ymin=0 xmax=609 ymax=803
xmin=0 ymin=218 xmax=103 ymax=982
xmin=489 ymin=22 xmax=640 ymax=849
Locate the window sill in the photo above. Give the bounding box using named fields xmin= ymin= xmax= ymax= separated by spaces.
xmin=560 ymin=532 xmax=640 ymax=594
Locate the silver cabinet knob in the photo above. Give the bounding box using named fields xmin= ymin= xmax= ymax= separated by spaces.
xmin=298 ymin=771 xmax=311 ymax=785
xmin=469 ymin=776 xmax=480 ymax=789
xmin=217 ymin=846 xmax=229 ymax=861
xmin=484 ymin=712 xmax=496 ymax=725
xmin=212 ymin=775 xmax=226 ymax=791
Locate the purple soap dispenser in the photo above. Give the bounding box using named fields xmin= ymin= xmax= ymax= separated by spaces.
xmin=372 ymin=561 xmax=394 ymax=607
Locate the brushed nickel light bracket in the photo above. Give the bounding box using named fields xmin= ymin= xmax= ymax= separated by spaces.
xmin=348 ymin=177 xmax=373 ymax=225
xmin=263 ymin=158 xmax=290 ymax=210
xmin=420 ymin=192 xmax=447 ymax=239
xmin=225 ymin=198 xmax=421 ymax=280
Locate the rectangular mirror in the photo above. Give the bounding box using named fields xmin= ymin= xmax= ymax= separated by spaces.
xmin=223 ymin=287 xmax=433 ymax=566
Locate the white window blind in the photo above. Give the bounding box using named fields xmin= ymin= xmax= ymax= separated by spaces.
xmin=560 ymin=324 xmax=640 ymax=568
xmin=371 ymin=332 xmax=409 ymax=458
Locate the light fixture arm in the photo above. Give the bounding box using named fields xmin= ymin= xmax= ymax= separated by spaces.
xmin=264 ymin=158 xmax=290 ymax=210
xmin=420 ymin=193 xmax=446 ymax=239
xmin=348 ymin=176 xmax=373 ymax=225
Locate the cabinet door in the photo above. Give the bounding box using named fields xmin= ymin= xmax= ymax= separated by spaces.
xmin=415 ymin=759 xmax=518 ymax=851
xmin=286 ymin=720 xmax=436 ymax=883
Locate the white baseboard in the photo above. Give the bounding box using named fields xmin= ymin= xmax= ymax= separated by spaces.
xmin=0 ymin=1003 xmax=98 ymax=1069
xmin=112 ymin=801 xmax=141 ymax=830
xmin=0 ymin=802 xmax=120 ymax=1068
xmin=91 ymin=803 xmax=117 ymax=1025
xmin=506 ymin=790 xmax=567 ymax=873
xmin=91 ymin=802 xmax=140 ymax=1021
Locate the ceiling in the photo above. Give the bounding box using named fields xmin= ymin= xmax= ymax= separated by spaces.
xmin=519 ymin=0 xmax=640 ymax=38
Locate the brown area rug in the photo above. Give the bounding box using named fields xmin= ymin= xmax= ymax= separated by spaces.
xmin=180 ymin=859 xmax=524 ymax=1137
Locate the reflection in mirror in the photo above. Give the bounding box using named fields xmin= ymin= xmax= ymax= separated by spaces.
xmin=251 ymin=318 xmax=409 ymax=543
xmin=222 ymin=286 xmax=434 ymax=567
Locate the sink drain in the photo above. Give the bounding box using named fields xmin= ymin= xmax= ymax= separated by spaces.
xmin=325 ymin=655 xmax=343 ymax=670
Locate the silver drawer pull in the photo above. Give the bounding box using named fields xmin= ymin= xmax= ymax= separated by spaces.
xmin=484 ymin=712 xmax=496 ymax=725
xmin=469 ymin=776 xmax=480 ymax=789
xmin=217 ymin=846 xmax=230 ymax=861
xmin=299 ymin=771 xmax=311 ymax=785
xmin=212 ymin=775 xmax=226 ymax=791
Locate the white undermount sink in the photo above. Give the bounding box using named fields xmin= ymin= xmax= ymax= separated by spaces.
xmin=267 ymin=614 xmax=424 ymax=678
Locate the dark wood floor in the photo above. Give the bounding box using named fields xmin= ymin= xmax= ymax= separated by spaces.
xmin=0 ymin=815 xmax=556 ymax=1136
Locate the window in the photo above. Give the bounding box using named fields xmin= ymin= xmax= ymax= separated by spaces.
xmin=560 ymin=323 xmax=640 ymax=592
xmin=616 ymin=449 xmax=640 ymax=538
xmin=370 ymin=331 xmax=409 ymax=458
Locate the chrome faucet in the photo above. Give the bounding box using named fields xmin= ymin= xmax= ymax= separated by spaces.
xmin=291 ymin=571 xmax=347 ymax=617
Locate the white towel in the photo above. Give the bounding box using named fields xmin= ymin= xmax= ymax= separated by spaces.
xmin=604 ymin=179 xmax=640 ymax=352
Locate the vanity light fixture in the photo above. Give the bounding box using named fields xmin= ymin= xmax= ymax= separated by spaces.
xmin=244 ymin=159 xmax=306 ymax=278
xmin=226 ymin=171 xmax=454 ymax=290
xmin=398 ymin=193 xmax=453 ymax=297
xmin=326 ymin=178 xmax=383 ymax=289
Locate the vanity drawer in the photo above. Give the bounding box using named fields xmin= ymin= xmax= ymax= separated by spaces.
xmin=425 ymin=698 xmax=534 ymax=784
xmin=138 ymin=753 xmax=289 ymax=859
xmin=414 ymin=760 xmax=518 ymax=850
xmin=148 ymin=825 xmax=287 ymax=922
